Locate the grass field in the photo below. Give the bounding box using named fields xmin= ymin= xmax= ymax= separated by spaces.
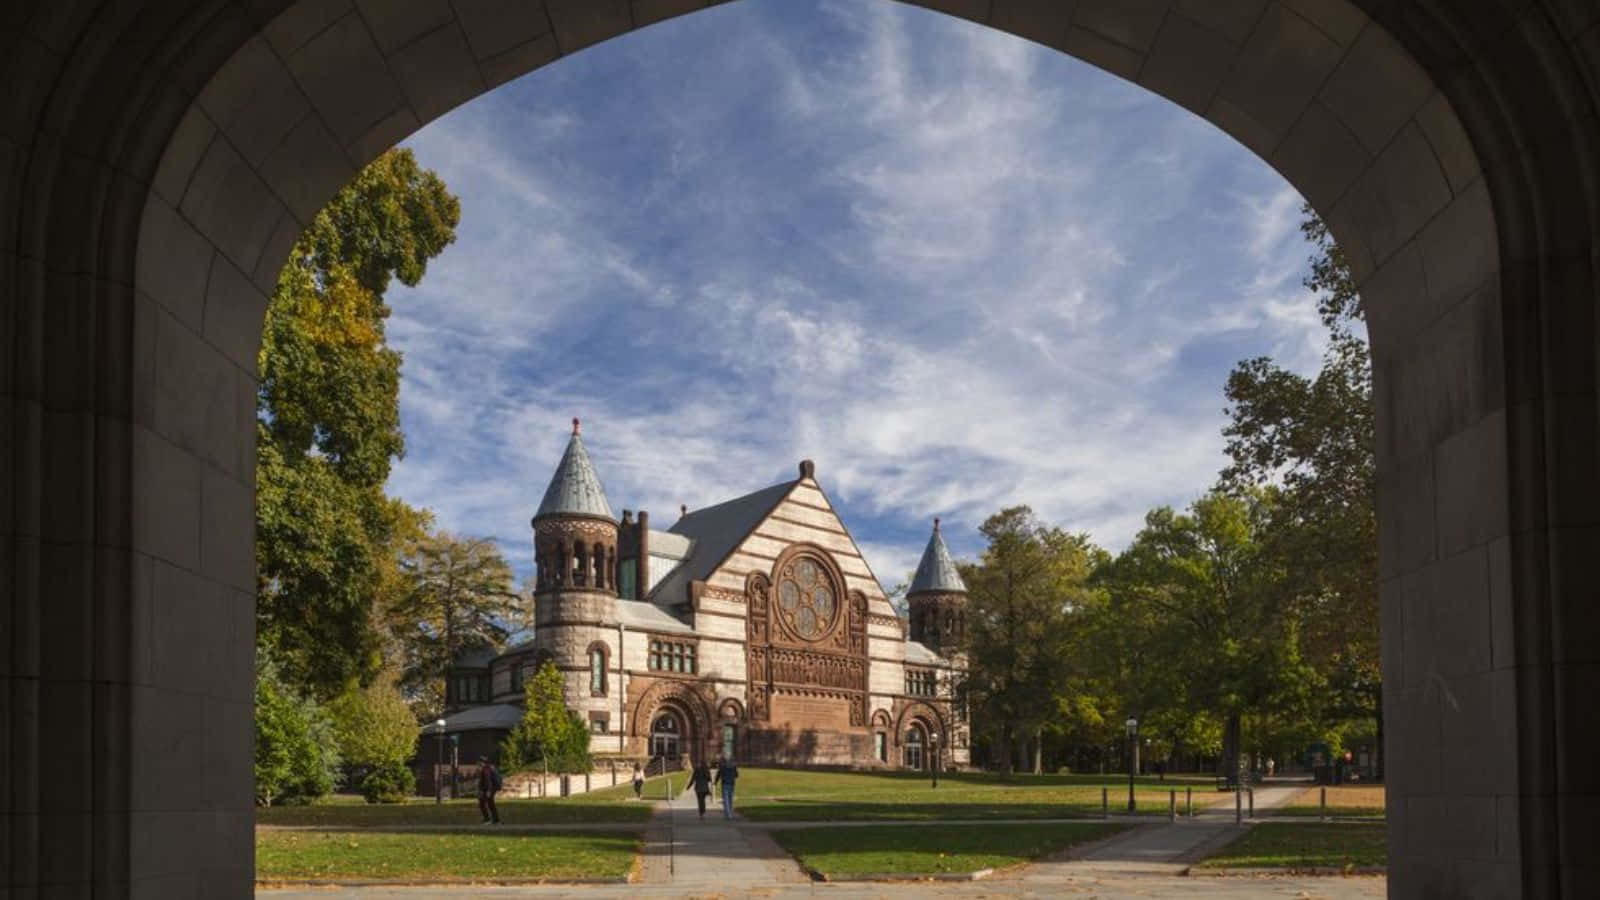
xmin=1274 ymin=785 xmax=1386 ymax=819
xmin=733 ymin=768 xmax=1213 ymax=822
xmin=1198 ymin=822 xmax=1387 ymax=870
xmin=771 ymin=822 xmax=1126 ymax=878
xmin=255 ymin=775 xmax=667 ymax=827
xmin=256 ymin=829 xmax=641 ymax=881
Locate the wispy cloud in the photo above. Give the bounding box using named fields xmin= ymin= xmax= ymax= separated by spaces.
xmin=385 ymin=0 xmax=1328 ymax=582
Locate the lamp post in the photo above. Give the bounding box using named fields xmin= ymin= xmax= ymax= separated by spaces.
xmin=1125 ymin=716 xmax=1139 ymax=813
xmin=434 ymin=718 xmax=447 ymax=804
xmin=931 ymin=732 xmax=940 ymax=789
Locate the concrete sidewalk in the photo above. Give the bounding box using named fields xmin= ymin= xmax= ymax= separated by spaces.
xmin=636 ymin=779 xmax=808 ymax=888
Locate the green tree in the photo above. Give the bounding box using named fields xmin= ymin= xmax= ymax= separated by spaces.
xmin=501 ymin=661 xmax=591 ymax=774
xmin=385 ymin=532 xmax=520 ymax=718
xmin=956 ymin=507 xmax=1102 ymax=773
xmin=254 ymin=657 xmax=342 ymax=806
xmin=327 ymin=672 xmax=420 ymax=772
xmin=1221 ymin=204 xmax=1379 ymax=773
xmin=1096 ymin=490 xmax=1319 ymax=779
xmin=256 ymin=148 xmax=459 ymax=697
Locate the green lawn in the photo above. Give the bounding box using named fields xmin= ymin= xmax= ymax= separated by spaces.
xmin=255 ymin=775 xmax=669 ymax=827
xmin=256 ymin=829 xmax=640 ymax=881
xmin=772 ymin=822 xmax=1125 ymax=878
xmin=734 ymin=767 xmax=1205 ymax=821
xmin=1198 ymin=822 xmax=1387 ymax=870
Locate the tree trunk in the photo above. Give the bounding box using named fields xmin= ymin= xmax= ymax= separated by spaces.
xmin=1374 ymin=688 xmax=1384 ymax=781
xmin=1033 ymin=728 xmax=1043 ymax=774
xmin=1219 ymin=712 xmax=1242 ymax=782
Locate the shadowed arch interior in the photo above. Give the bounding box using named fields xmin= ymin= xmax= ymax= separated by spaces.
xmin=5 ymin=0 xmax=1600 ymax=895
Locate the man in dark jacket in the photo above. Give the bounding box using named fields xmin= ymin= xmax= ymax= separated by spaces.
xmin=477 ymin=756 xmax=502 ymax=824
xmin=713 ymin=756 xmax=739 ymax=820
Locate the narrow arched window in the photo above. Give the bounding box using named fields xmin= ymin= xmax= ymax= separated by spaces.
xmin=589 ymin=645 xmax=606 ymax=695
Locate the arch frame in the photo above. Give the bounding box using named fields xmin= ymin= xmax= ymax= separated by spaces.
xmin=6 ymin=0 xmax=1600 ymax=895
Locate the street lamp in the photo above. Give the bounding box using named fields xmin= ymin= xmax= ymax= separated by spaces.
xmin=931 ymin=732 xmax=940 ymax=789
xmin=434 ymin=718 xmax=447 ymax=805
xmin=1125 ymin=716 xmax=1139 ymax=813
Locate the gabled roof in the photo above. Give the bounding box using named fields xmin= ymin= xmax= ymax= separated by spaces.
xmin=535 ymin=419 xmax=614 ymax=521
xmin=646 ymin=478 xmax=796 ymax=605
xmin=909 ymin=518 xmax=966 ymax=595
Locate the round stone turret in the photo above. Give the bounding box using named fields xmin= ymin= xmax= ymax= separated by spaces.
xmin=907 ymin=517 xmax=968 ymax=651
xmin=532 ymin=418 xmax=619 ymax=596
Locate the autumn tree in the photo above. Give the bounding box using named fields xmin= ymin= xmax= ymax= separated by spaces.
xmin=255 ymin=148 xmax=459 ymax=697
xmin=385 ymin=532 xmax=520 ymax=718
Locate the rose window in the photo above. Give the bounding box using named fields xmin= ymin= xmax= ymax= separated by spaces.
xmin=776 ymin=557 xmax=836 ymax=641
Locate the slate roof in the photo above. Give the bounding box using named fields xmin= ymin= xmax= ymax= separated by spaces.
xmin=616 ymin=598 xmax=696 ymax=634
xmin=438 ymin=703 xmax=523 ymax=733
xmin=908 ymin=519 xmax=966 ymax=595
xmin=903 ymin=640 xmax=948 ymax=666
xmin=535 ymin=421 xmax=614 ymax=521
xmin=646 ymin=479 xmax=797 ymax=605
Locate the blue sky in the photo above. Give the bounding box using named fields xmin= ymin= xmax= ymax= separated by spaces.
xmin=385 ymin=0 xmax=1329 ymax=589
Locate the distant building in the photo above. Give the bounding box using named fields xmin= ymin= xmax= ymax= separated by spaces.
xmin=438 ymin=419 xmax=969 ymax=770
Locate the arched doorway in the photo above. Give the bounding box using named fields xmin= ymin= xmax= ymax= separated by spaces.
xmin=8 ymin=1 xmax=1600 ymax=895
xmin=650 ymin=710 xmax=685 ymax=762
xmin=904 ymin=722 xmax=928 ymax=771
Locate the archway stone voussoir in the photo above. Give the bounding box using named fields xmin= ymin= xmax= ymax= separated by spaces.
xmin=259 ymin=113 xmax=355 ymax=225
xmin=283 ymin=12 xmax=408 ymax=148
xmin=179 ymin=138 xmax=288 ymax=277
xmin=135 ymin=199 xmax=214 ymax=332
xmin=350 ymin=0 xmax=456 ymax=55
xmin=1318 ymin=22 xmax=1434 ymax=154
xmin=387 ymin=23 xmax=487 ymax=125
xmin=1137 ymin=10 xmax=1239 ymax=117
xmin=197 ymin=36 xmax=310 ymax=170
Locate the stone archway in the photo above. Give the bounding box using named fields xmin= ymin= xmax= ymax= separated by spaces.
xmin=631 ymin=678 xmax=714 ymax=762
xmin=6 ymin=1 xmax=1600 ymax=896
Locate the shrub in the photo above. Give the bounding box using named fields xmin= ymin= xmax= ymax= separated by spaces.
xmin=255 ymin=656 xmax=342 ymax=806
xmin=360 ymin=761 xmax=416 ymax=804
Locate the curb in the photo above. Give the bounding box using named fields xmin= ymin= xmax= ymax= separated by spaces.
xmin=257 ymin=876 xmax=631 ymax=888
xmin=803 ymin=866 xmax=996 ymax=883
xmin=1184 ymin=866 xmax=1387 ymax=878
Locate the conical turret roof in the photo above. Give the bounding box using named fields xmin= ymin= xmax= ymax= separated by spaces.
xmin=534 ymin=419 xmax=615 ymax=521
xmin=909 ymin=518 xmax=965 ymax=595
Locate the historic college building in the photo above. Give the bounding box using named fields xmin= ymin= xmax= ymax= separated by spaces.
xmin=439 ymin=419 xmax=970 ymax=770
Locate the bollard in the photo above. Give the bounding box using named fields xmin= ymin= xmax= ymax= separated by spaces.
xmin=585 ymin=772 xmax=591 ymax=793
xmin=1248 ymin=788 xmax=1254 ymax=818
xmin=1102 ymin=787 xmax=1109 ymax=819
xmin=1235 ymin=789 xmax=1242 ymax=825
xmin=1169 ymin=790 xmax=1176 ymax=822
xmin=1186 ymin=786 xmax=1193 ymax=817
xmin=1320 ymin=786 xmax=1327 ymax=821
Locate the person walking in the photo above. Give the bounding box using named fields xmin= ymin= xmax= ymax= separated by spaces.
xmin=632 ymin=762 xmax=645 ymax=800
xmin=713 ymin=756 xmax=739 ymax=820
xmin=476 ymin=756 xmax=502 ymax=825
xmin=689 ymin=758 xmax=713 ymax=820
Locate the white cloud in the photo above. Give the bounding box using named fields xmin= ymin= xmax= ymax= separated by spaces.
xmin=383 ymin=0 xmax=1332 ymax=582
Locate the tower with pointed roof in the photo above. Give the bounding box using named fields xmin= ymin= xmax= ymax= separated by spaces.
xmin=532 ymin=418 xmax=619 ymax=608
xmin=906 ymin=518 xmax=967 ymax=652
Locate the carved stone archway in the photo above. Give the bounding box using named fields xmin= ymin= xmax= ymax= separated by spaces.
xmin=630 ymin=679 xmax=714 ymax=761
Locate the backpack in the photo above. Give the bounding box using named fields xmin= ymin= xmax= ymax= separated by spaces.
xmin=489 ymin=766 xmax=503 ymax=791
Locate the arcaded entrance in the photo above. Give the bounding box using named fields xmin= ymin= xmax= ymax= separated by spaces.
xmin=5 ymin=2 xmax=1600 ymax=896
